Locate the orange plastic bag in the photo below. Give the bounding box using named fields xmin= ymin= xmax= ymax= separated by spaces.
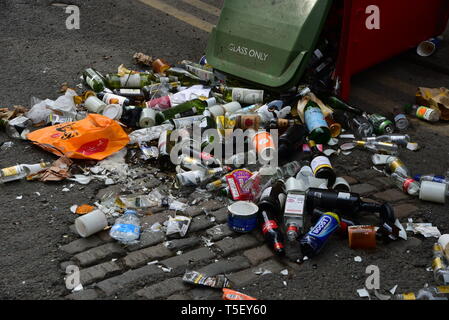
xmin=27 ymin=114 xmax=130 ymax=161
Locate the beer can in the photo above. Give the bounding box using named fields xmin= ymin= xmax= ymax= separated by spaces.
xmin=367 ymin=114 xmax=395 ymax=135
xmin=300 ymin=212 xmax=340 ymax=257
xmin=252 ymin=131 xmax=276 ymax=162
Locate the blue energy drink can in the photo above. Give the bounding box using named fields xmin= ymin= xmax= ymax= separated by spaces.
xmin=300 ymin=212 xmax=340 ymax=257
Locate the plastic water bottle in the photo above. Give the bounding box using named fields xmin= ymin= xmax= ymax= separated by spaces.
xmin=110 ymin=210 xmax=141 ymax=243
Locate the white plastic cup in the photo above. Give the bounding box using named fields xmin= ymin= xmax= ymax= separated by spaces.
xmin=438 ymin=234 xmax=449 ymax=259
xmin=419 ymin=181 xmax=447 ymax=204
xmin=75 ymin=210 xmax=108 ymax=238
xmin=85 ymin=96 xmax=107 ymax=114
xmin=139 ymin=108 xmax=156 ymax=128
xmin=102 ymin=104 xmax=123 ymax=120
xmin=222 ymin=102 xmax=242 ymax=114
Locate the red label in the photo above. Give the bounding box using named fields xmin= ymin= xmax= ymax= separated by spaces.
xmin=403 ymin=179 xmax=415 ymax=193
xmin=273 ymin=242 xmax=284 ymax=251
xmin=287 ymin=225 xmax=299 ymax=233
xmin=76 ymin=138 xmax=109 ymax=156
xmin=262 ymin=220 xmax=278 ymax=234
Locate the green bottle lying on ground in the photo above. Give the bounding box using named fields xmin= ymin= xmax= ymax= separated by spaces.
xmin=105 ymin=73 xmax=153 ymax=89
xmin=155 ymin=97 xmax=217 ymax=125
xmin=83 ymin=68 xmax=107 ymax=92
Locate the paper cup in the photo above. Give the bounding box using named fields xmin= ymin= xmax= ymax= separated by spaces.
xmin=139 ymin=108 xmax=156 ymax=128
xmin=85 ymin=96 xmax=107 ymax=114
xmin=228 ymin=201 xmax=259 ymax=233
xmin=75 ymin=210 xmax=108 ymax=238
xmin=419 ymin=181 xmax=447 ymax=204
xmin=102 ymin=104 xmax=123 ymax=120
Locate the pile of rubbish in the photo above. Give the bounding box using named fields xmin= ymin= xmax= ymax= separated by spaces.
xmin=1 ymin=51 xmax=449 ymax=300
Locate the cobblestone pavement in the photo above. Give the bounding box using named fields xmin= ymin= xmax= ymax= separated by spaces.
xmin=1 ymin=0 xmax=449 ymax=300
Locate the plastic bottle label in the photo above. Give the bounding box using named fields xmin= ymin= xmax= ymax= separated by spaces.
xmin=120 ymin=74 xmax=141 ymax=88
xmin=111 ymin=223 xmax=140 ymax=235
xmin=86 ymin=75 xmax=102 ymax=89
xmin=262 ymin=220 xmax=278 ymax=234
xmin=305 ymin=107 xmax=328 ymax=133
xmin=416 ymin=107 xmax=435 ymax=121
xmin=119 ymin=89 xmax=141 ymax=95
xmin=232 ymin=89 xmax=264 ymax=104
xmin=284 ymin=193 xmax=305 ymax=217
xmin=2 ymin=166 xmax=19 ymax=177
xmin=311 ymin=156 xmax=332 ymax=175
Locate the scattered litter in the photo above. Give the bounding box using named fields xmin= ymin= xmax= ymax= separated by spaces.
xmin=407 ymin=220 xmax=441 ymax=238
xmin=354 ymin=256 xmax=362 ymax=263
xmin=165 ymin=215 xmax=192 ymax=238
xmin=390 ymin=285 xmax=398 ymax=295
xmin=223 ymin=289 xmax=257 ymax=301
xmin=254 ymin=268 xmax=272 ymax=276
xmin=357 ymin=288 xmax=371 ymax=299
xmin=147 ymin=260 xmax=159 ymax=265
xmin=280 ymin=269 xmax=289 ymax=276
xmin=182 ymin=270 xmax=230 ymax=288
xmin=16 ymin=196 xmax=23 ymax=200
xmin=72 ymin=284 xmax=83 ymax=293
xmin=283 ymin=281 xmax=288 ymax=287
xmin=160 ymin=266 xmax=172 ymax=273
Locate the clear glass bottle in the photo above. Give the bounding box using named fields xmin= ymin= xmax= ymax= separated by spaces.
xmin=0 ymin=162 xmax=51 ymax=183
xmin=390 ymin=173 xmax=420 ymax=196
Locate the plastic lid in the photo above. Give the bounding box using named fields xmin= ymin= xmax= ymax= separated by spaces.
xmin=228 ymin=201 xmax=259 ymax=216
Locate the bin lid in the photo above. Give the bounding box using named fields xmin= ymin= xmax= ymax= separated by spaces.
xmin=206 ymin=0 xmax=333 ymax=90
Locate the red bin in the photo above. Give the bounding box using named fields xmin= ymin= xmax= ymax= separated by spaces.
xmin=336 ymin=0 xmax=449 ymax=100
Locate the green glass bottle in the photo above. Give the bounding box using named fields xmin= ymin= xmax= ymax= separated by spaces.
xmin=155 ymin=98 xmax=217 ymax=125
xmin=304 ymin=101 xmax=331 ymax=145
xmin=165 ymin=67 xmax=203 ymax=86
xmin=323 ymin=96 xmax=364 ymax=116
xmin=216 ymin=85 xmax=264 ymax=105
xmin=83 ymin=68 xmax=106 ymax=92
xmin=105 ymin=73 xmax=153 ymax=89
xmin=179 ymin=60 xmax=214 ymax=82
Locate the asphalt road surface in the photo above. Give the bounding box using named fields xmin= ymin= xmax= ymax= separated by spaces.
xmin=1 ymin=0 xmax=449 ymax=301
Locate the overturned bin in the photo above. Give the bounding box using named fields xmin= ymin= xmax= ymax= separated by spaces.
xmin=206 ymin=0 xmax=449 ymax=99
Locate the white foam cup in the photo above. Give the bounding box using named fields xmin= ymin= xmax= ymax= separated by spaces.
xmin=139 ymin=108 xmax=156 ymax=128
xmin=85 ymin=96 xmax=107 ymax=114
xmin=75 ymin=210 xmax=108 ymax=238
xmin=419 ymin=181 xmax=447 ymax=204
